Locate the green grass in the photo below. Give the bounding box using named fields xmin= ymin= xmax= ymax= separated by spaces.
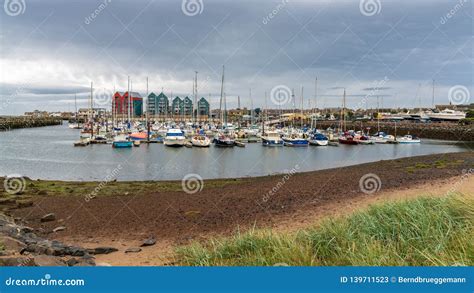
xmin=175 ymin=196 xmax=474 ymax=266
xmin=0 ymin=177 xmax=250 ymax=198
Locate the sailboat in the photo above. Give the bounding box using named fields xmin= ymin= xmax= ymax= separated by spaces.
xmin=338 ymin=89 xmax=359 ymax=145
xmin=282 ymin=87 xmax=308 ymax=147
xmin=69 ymin=93 xmax=82 ymax=129
xmin=214 ymin=65 xmax=236 ymax=147
xmin=261 ymin=91 xmax=283 ymax=146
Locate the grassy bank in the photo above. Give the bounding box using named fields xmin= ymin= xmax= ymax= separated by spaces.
xmin=175 ymin=195 xmax=474 ymax=266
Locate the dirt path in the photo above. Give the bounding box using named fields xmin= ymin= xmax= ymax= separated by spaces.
xmin=8 ymin=152 xmax=474 ymax=266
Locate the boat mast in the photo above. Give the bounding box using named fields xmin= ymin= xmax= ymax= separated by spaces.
xmin=432 ymin=79 xmax=435 ymax=109
xmin=127 ymin=76 xmax=130 ymax=127
xmin=300 ymin=85 xmax=304 ymax=129
xmin=219 ymin=65 xmax=225 ymax=128
xmin=263 ymin=91 xmax=267 ymax=136
xmin=74 ymin=93 xmax=77 ymax=124
xmin=249 ymin=88 xmax=253 ymax=127
xmin=377 ymin=95 xmax=380 ymax=133
xmin=90 ymin=81 xmax=94 ymax=137
xmin=194 ymin=71 xmax=198 ymax=124
xmin=343 ymin=88 xmax=346 ymax=132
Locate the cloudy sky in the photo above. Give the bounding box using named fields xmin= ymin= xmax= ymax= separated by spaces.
xmin=0 ymin=0 xmax=472 ymax=114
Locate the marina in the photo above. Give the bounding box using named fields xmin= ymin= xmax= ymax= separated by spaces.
xmin=0 ymin=124 xmax=471 ymax=181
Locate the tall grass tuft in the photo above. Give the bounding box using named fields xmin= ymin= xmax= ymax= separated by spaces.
xmin=175 ymin=196 xmax=474 ymax=266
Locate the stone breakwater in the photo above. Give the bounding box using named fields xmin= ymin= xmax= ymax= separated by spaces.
xmin=314 ymin=121 xmax=473 ymax=141
xmin=0 ymin=117 xmax=62 ymax=131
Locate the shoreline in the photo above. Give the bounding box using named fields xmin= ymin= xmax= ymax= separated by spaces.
xmin=1 ymin=152 xmax=473 ymax=266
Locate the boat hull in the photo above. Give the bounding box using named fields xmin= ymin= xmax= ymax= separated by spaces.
xmin=214 ymin=139 xmax=235 ymax=147
xmin=308 ymin=139 xmax=328 ymax=146
xmin=261 ymin=138 xmax=284 ymax=146
xmin=282 ymin=138 xmax=308 ymax=147
xmin=112 ymin=141 xmax=133 ymax=148
xmin=164 ymin=139 xmax=186 ymax=147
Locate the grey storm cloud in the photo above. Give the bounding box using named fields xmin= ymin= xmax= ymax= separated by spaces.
xmin=0 ymin=0 xmax=472 ymax=114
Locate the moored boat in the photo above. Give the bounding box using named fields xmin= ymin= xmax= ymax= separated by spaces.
xmin=261 ymin=131 xmax=284 ymax=146
xmin=191 ymin=135 xmax=211 ymax=147
xmin=308 ymin=133 xmax=329 ymax=146
xmin=398 ymin=135 xmax=421 ymax=144
xmin=164 ymin=129 xmax=186 ymax=147
xmin=112 ymin=134 xmax=132 ymax=148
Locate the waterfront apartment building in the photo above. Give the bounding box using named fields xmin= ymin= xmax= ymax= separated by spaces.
xmin=113 ymin=91 xmax=143 ymax=117
xmin=147 ymin=92 xmax=169 ymax=116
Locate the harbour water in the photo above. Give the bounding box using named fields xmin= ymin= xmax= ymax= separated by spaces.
xmin=0 ymin=124 xmax=471 ymax=181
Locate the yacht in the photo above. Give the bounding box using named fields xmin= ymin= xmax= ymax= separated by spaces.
xmin=164 ymin=129 xmax=186 ymax=147
xmin=427 ymin=109 xmax=466 ymax=121
xmin=261 ymin=131 xmax=284 ymax=146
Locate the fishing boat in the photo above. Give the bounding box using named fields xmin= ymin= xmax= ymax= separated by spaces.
xmin=398 ymin=135 xmax=421 ymax=144
xmin=191 ymin=135 xmax=211 ymax=147
xmin=261 ymin=131 xmax=284 ymax=146
xmin=354 ymin=134 xmax=374 ymax=145
xmin=282 ymin=133 xmax=309 ymax=147
xmin=214 ymin=134 xmax=236 ymax=147
xmin=112 ymin=134 xmax=132 ymax=148
xmin=370 ymin=132 xmax=388 ymax=144
xmin=164 ymin=129 xmax=186 ymax=147
xmin=74 ymin=137 xmax=90 ymax=147
xmin=338 ymin=133 xmax=359 ymax=145
xmin=308 ymin=133 xmax=329 ymax=146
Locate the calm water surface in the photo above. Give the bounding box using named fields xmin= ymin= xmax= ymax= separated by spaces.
xmin=0 ymin=124 xmax=471 ymax=181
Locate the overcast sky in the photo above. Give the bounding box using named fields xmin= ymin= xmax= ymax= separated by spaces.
xmin=0 ymin=0 xmax=472 ymax=114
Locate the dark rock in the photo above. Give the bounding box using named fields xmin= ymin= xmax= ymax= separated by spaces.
xmin=141 ymin=236 xmax=156 ymax=247
xmin=40 ymin=213 xmax=56 ymax=222
xmin=88 ymin=247 xmax=118 ymax=255
xmin=20 ymin=226 xmax=34 ymax=234
xmin=37 ymin=190 xmax=48 ymax=195
xmin=125 ymin=247 xmax=142 ymax=253
xmin=66 ymin=258 xmax=79 ymax=266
